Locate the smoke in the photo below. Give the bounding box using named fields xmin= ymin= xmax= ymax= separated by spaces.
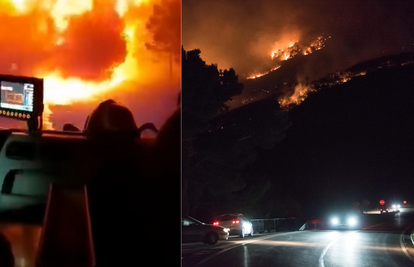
xmin=0 ymin=3 xmax=127 ymax=81
xmin=48 ymin=5 xmax=127 ymax=80
xmin=0 ymin=0 xmax=181 ymax=131
xmin=183 ymin=0 xmax=414 ymax=80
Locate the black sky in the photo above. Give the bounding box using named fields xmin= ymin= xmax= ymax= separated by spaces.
xmin=183 ymin=0 xmax=414 ymax=80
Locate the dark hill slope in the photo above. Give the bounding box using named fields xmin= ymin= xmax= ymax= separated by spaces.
xmin=255 ymin=61 xmax=414 ymax=215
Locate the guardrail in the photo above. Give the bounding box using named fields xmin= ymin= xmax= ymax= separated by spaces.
xmin=251 ymin=217 xmax=303 ymax=233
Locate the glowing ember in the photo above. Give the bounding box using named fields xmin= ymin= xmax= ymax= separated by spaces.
xmin=247 ymin=65 xmax=281 ymax=79
xmin=0 ymin=0 xmax=179 ymax=130
xmin=279 ymin=83 xmax=316 ymax=108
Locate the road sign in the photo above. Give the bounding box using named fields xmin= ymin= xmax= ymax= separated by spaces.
xmin=380 ymin=199 xmax=385 ymax=205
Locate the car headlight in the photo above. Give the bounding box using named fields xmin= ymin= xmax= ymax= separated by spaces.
xmin=347 ymin=217 xmax=357 ymax=226
xmin=331 ymin=218 xmax=339 ymax=225
xmin=223 ymin=228 xmax=230 ymax=233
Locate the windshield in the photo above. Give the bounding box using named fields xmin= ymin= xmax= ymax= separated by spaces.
xmin=188 ymin=216 xmax=205 ymax=225
xmin=216 ymin=215 xmax=238 ymax=221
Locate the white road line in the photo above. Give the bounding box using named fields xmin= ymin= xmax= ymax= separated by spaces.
xmin=193 ymin=231 xmax=301 ymax=267
xmin=319 ymin=231 xmax=358 ymax=267
xmin=399 ymin=222 xmax=414 ymax=263
xmin=363 ymin=221 xmax=391 ymax=230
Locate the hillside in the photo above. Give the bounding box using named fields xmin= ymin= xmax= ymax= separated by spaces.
xmin=252 ymin=56 xmax=414 ymax=216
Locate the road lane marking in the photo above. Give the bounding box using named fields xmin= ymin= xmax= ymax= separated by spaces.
xmin=363 ymin=221 xmax=392 ymax=230
xmin=399 ymin=222 xmax=414 ymax=263
xmin=192 ymin=231 xmax=302 ymax=267
xmin=319 ymin=231 xmax=358 ymax=267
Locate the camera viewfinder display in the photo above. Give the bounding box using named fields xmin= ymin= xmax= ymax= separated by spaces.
xmin=0 ymin=81 xmax=34 ymax=112
xmin=0 ymin=75 xmax=43 ymax=121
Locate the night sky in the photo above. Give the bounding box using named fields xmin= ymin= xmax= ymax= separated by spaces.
xmin=182 ymin=0 xmax=414 ymax=217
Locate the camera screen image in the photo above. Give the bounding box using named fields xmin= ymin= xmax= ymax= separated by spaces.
xmin=0 ymin=81 xmax=34 ymax=112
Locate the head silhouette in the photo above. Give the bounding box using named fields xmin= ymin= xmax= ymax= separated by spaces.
xmin=84 ymin=99 xmax=138 ymax=136
xmin=0 ymin=234 xmax=14 ymax=267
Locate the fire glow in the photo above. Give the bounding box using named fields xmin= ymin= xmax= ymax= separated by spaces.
xmin=0 ymin=0 xmax=179 ymax=129
xmin=247 ymin=35 xmax=330 ymax=80
xmin=278 ymin=71 xmax=369 ymax=108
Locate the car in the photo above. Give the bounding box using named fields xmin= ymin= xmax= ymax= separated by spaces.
xmin=391 ymin=204 xmax=401 ymax=212
xmin=380 ymin=207 xmax=389 ymax=213
xmin=329 ymin=212 xmax=360 ymax=229
xmin=213 ymin=213 xmax=253 ymax=238
xmin=182 ymin=216 xmax=229 ymax=244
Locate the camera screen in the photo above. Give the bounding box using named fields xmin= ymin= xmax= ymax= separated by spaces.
xmin=0 ymin=81 xmax=34 ymax=112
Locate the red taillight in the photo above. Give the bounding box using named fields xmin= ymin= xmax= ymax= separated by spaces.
xmin=232 ymin=220 xmax=240 ymax=224
xmin=213 ymin=222 xmax=219 ymax=225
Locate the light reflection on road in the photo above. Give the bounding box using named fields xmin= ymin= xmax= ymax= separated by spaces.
xmin=0 ymin=223 xmax=42 ymax=267
xmin=243 ymin=243 xmax=250 ymax=267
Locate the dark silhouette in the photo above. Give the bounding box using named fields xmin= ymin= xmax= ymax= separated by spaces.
xmin=83 ymin=97 xmax=180 ymax=265
xmin=83 ymin=99 xmax=117 ymax=131
xmin=137 ymin=122 xmax=158 ymax=137
xmin=182 ymin=47 xmax=243 ymax=136
xmin=63 ymin=123 xmax=81 ymax=132
xmin=83 ymin=99 xmax=158 ymax=138
xmin=182 ymin=48 xmax=291 ymax=220
xmin=85 ymin=100 xmax=143 ymax=266
xmin=154 ymin=93 xmax=181 ymax=261
xmin=0 ymin=234 xmax=14 ymax=267
xmin=156 ymin=97 xmax=180 ymax=175
xmin=84 ymin=99 xmax=137 ymax=136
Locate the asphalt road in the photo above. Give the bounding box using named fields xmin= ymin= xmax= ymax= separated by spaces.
xmin=182 ymin=209 xmax=414 ymax=267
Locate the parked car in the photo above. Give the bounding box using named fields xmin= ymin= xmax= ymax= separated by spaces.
xmin=213 ymin=214 xmax=253 ymax=238
xmin=182 ymin=216 xmax=229 ymax=244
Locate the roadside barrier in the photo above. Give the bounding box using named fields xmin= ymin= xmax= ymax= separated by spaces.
xmin=36 ymin=184 xmax=95 ymax=267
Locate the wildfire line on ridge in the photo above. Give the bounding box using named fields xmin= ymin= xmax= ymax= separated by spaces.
xmin=247 ymin=34 xmax=330 ymax=80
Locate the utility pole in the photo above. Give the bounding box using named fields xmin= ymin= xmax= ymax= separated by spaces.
xmin=169 ymin=50 xmax=173 ymax=80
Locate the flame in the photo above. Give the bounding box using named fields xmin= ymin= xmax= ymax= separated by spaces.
xmin=1 ymin=0 xmax=179 ymax=130
xmin=278 ymin=83 xmax=316 ymax=108
xmin=248 ymin=35 xmax=330 ymax=80
xmin=247 ymin=65 xmax=281 ymax=79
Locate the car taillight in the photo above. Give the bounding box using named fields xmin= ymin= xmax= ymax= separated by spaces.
xmin=232 ymin=220 xmax=240 ymax=224
xmin=213 ymin=222 xmax=219 ymax=225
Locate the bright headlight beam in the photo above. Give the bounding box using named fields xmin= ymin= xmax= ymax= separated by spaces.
xmin=348 ymin=217 xmax=357 ymax=226
xmin=331 ymin=218 xmax=339 ymax=225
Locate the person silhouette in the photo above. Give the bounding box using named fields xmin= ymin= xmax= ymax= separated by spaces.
xmin=84 ymin=100 xmax=142 ymax=266
xmin=153 ymin=92 xmax=181 ymax=259
xmin=0 ymin=234 xmax=14 ymax=267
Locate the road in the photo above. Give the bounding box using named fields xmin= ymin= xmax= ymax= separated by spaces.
xmin=182 ymin=209 xmax=414 ymax=267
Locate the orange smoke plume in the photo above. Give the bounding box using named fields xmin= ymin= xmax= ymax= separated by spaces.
xmin=0 ymin=0 xmax=180 ymax=130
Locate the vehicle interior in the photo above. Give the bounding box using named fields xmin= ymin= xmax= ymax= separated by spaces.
xmin=0 ymin=74 xmax=180 ymax=266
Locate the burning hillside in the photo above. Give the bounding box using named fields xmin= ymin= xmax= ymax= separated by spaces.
xmin=232 ymin=52 xmax=414 ymax=110
xmin=0 ymin=0 xmax=180 ymax=130
xmin=247 ymin=34 xmax=330 ymax=80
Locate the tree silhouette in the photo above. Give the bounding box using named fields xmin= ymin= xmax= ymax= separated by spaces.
xmin=182 ymin=48 xmax=291 ymax=218
xmin=182 ymin=48 xmax=243 ymax=136
xmin=146 ymin=0 xmax=180 ymax=64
